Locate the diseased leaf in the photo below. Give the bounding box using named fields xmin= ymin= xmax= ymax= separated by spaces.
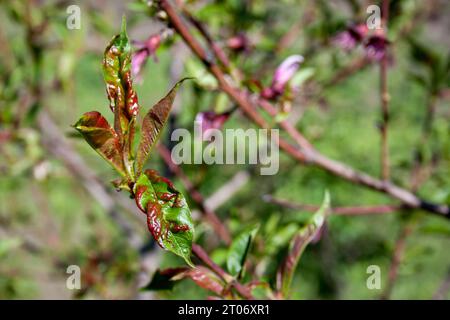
xmin=172 ymin=266 xmax=225 ymax=295
xmin=135 ymin=78 xmax=190 ymax=177
xmin=277 ymin=191 xmax=330 ymax=298
xmin=226 ymin=225 xmax=259 ymax=278
xmin=73 ymin=111 xmax=126 ymax=176
xmin=134 ymin=170 xmax=194 ymax=266
xmin=143 ymin=266 xmax=225 ymax=296
xmin=103 ymin=16 xmax=138 ymax=178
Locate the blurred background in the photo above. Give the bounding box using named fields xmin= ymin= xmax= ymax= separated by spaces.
xmin=0 ymin=0 xmax=449 ymax=299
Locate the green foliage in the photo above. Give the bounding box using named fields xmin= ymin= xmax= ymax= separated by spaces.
xmin=226 ymin=225 xmax=259 ymax=278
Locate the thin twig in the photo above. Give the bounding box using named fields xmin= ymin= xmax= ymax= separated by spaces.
xmin=263 ymin=194 xmax=402 ymax=216
xmin=192 ymin=244 xmax=254 ymax=300
xmin=381 ymin=221 xmax=415 ymax=299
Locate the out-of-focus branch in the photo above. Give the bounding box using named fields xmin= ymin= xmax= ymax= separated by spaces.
xmin=263 ymin=194 xmax=402 ymax=216
xmin=381 ymin=221 xmax=415 ymax=299
xmin=204 ymin=171 xmax=250 ymax=212
xmin=323 ymin=56 xmax=371 ymax=88
xmin=192 ymin=244 xmax=254 ymax=300
xmin=157 ymin=0 xmax=449 ymax=218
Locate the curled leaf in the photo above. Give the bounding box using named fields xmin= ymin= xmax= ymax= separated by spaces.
xmin=143 ymin=266 xmax=225 ymax=296
xmin=102 ymin=16 xmax=138 ymax=178
xmin=172 ymin=266 xmax=225 ymax=295
xmin=134 ymin=169 xmax=194 ymax=266
xmin=135 ymin=78 xmax=191 ymax=176
xmin=226 ymin=225 xmax=259 ymax=278
xmin=73 ymin=111 xmax=125 ymax=176
xmin=277 ymin=191 xmax=330 ymax=298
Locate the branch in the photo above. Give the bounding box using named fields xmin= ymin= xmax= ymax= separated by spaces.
xmin=192 ymin=244 xmax=254 ymax=300
xmin=381 ymin=221 xmax=415 ymax=299
xmin=157 ymin=0 xmax=449 ymax=218
xmin=263 ymin=194 xmax=403 ymax=216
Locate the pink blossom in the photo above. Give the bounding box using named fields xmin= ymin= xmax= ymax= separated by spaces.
xmin=226 ymin=33 xmax=250 ymax=53
xmin=195 ymin=111 xmax=232 ymax=140
xmin=333 ymin=23 xmax=369 ymax=51
xmin=364 ymin=34 xmax=389 ymax=62
xmin=261 ymin=55 xmax=304 ymax=99
xmin=131 ymin=33 xmax=162 ymax=81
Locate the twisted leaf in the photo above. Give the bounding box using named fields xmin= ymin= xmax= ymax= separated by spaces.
xmin=277 ymin=191 xmax=330 ymax=297
xmin=172 ymin=266 xmax=225 ymax=295
xmin=103 ymin=17 xmax=139 ymax=130
xmin=134 ymin=169 xmax=194 ymax=266
xmin=144 ymin=266 xmax=225 ymax=296
xmin=103 ymin=17 xmax=138 ymax=178
xmin=135 ymin=78 xmax=190 ymax=177
xmin=73 ymin=111 xmax=126 ymax=176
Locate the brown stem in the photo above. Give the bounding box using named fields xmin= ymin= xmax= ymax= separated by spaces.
xmin=181 ymin=7 xmax=231 ymax=70
xmin=192 ymin=244 xmax=254 ymax=299
xmin=263 ymin=195 xmax=403 ymax=216
xmin=324 ymin=56 xmax=371 ymax=88
xmin=157 ymin=0 xmax=449 ymax=218
xmin=381 ymin=221 xmax=415 ymax=299
xmin=157 ymin=144 xmax=232 ymax=244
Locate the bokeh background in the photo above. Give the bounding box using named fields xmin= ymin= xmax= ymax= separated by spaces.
xmin=0 ymin=0 xmax=449 ymax=299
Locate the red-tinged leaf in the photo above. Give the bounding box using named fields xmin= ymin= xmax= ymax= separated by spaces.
xmin=172 ymin=266 xmax=226 ymax=296
xmin=143 ymin=266 xmax=225 ymax=295
xmin=276 ymin=191 xmax=330 ymax=298
xmin=103 ymin=17 xmax=139 ymax=119
xmin=135 ymin=78 xmax=191 ymax=177
xmin=73 ymin=111 xmax=126 ymax=176
xmin=133 ymin=170 xmax=194 ymax=266
xmin=102 ymin=17 xmax=139 ymax=179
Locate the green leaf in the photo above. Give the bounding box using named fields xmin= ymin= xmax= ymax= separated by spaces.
xmin=135 ymin=78 xmax=190 ymax=177
xmin=73 ymin=111 xmax=126 ymax=176
xmin=134 ymin=170 xmax=194 ymax=266
xmin=277 ymin=191 xmax=330 ymax=298
xmin=226 ymin=225 xmax=259 ymax=278
xmin=290 ymin=67 xmax=315 ymax=87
